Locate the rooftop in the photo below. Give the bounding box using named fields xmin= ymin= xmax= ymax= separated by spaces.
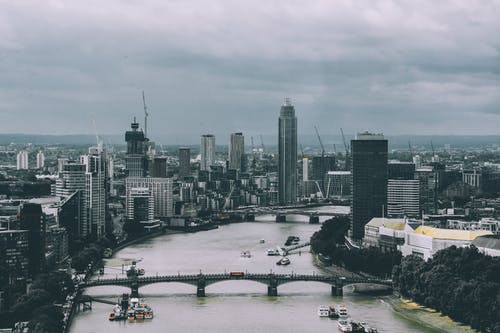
xmin=366 ymin=217 xmax=407 ymax=231
xmin=414 ymin=226 xmax=493 ymax=241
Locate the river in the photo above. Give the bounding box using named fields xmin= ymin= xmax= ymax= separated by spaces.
xmin=70 ymin=212 xmax=439 ymax=333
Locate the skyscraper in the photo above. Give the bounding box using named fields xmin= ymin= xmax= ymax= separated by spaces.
xmin=16 ymin=150 xmax=28 ymax=170
xmin=36 ymin=151 xmax=45 ymax=169
xmin=18 ymin=203 xmax=45 ymax=276
xmin=125 ymin=118 xmax=147 ymax=177
xmin=351 ymin=132 xmax=388 ymax=239
xmin=126 ymin=177 xmax=173 ymax=218
xmin=178 ymin=147 xmax=191 ymax=179
xmin=229 ymin=132 xmax=245 ymax=171
xmin=200 ymin=134 xmax=215 ymax=171
xmin=81 ymin=146 xmax=106 ymax=238
xmin=278 ymin=97 xmax=298 ymax=205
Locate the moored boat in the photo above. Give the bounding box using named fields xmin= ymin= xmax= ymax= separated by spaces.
xmin=338 ymin=304 xmax=348 ymax=317
xmin=338 ymin=319 xmax=352 ymax=332
xmin=267 ymin=248 xmax=279 ymax=256
xmin=329 ymin=305 xmax=340 ymax=319
xmin=108 ymin=312 xmax=116 ymax=321
xmin=276 ymin=257 xmax=290 ymax=265
xmin=318 ymin=305 xmax=330 ymax=317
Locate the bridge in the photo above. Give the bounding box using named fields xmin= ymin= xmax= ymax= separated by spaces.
xmin=81 ymin=272 xmax=392 ymax=298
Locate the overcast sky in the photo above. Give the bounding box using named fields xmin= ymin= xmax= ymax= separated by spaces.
xmin=1 ymin=1 xmax=499 ymax=144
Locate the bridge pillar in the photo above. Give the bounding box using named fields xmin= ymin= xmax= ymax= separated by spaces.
xmin=275 ymin=214 xmax=286 ymax=223
xmin=267 ymin=278 xmax=278 ymax=296
xmin=131 ymin=282 xmax=139 ymax=298
xmin=331 ymin=284 xmax=343 ymax=297
xmin=197 ymin=279 xmax=206 ymax=297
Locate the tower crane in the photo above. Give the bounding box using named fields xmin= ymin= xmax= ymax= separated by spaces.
xmin=408 ymin=140 xmax=413 ymax=159
xmin=314 ymin=125 xmax=325 ymax=157
xmin=340 ymin=128 xmax=349 ymax=156
xmin=259 ymin=134 xmax=265 ymax=152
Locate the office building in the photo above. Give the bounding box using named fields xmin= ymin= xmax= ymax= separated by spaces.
xmin=388 ymin=161 xmax=415 ymax=180
xmin=149 ymin=157 xmax=167 ymax=178
xmin=178 ymin=147 xmax=191 ymax=179
xmin=387 ymin=179 xmax=420 ymax=218
xmin=351 ymin=132 xmax=388 ymax=239
xmin=126 ymin=177 xmax=173 ymax=218
xmin=127 ymin=187 xmax=154 ymax=222
xmin=325 ymin=171 xmax=352 ymax=197
xmin=278 ymin=98 xmax=297 ymax=204
xmin=229 ymin=132 xmax=245 ymax=171
xmin=18 ymin=203 xmax=45 ymax=276
xmin=302 ymin=157 xmax=309 ymax=181
xmin=125 ymin=118 xmax=147 ymax=177
xmin=81 ymin=146 xmax=106 ymax=238
xmin=415 ymin=166 xmax=437 ymax=214
xmin=200 ymin=134 xmax=215 ymax=171
xmin=36 ymin=151 xmax=45 ymax=169
xmin=16 ymin=150 xmax=28 ymax=170
xmin=0 ymin=230 xmax=29 ymax=287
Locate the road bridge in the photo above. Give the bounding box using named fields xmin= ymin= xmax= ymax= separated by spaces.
xmin=81 ymin=272 xmax=392 ymax=298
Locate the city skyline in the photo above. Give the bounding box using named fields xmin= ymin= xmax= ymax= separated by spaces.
xmin=1 ymin=1 xmax=500 ymax=141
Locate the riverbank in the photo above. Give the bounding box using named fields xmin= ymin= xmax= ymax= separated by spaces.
xmin=384 ymin=296 xmax=477 ymax=333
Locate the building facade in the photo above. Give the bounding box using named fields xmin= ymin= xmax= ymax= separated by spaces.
xmin=178 ymin=147 xmax=191 ymax=179
xmin=351 ymin=132 xmax=388 ymax=239
xmin=36 ymin=151 xmax=45 ymax=169
xmin=126 ymin=177 xmax=173 ymax=218
xmin=229 ymin=132 xmax=245 ymax=171
xmin=200 ymin=134 xmax=215 ymax=171
xmin=125 ymin=118 xmax=147 ymax=177
xmin=278 ymin=98 xmax=297 ymax=205
xmin=387 ymin=179 xmax=420 ymax=218
xmin=16 ymin=150 xmax=29 ymax=170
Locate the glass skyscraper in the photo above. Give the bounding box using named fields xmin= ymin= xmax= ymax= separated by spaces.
xmin=278 ymin=98 xmax=297 ymax=205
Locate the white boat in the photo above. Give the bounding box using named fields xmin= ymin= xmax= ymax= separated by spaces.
xmin=317 ymin=305 xmax=330 ymax=317
xmin=338 ymin=304 xmax=348 ymax=317
xmin=267 ymin=248 xmax=279 ymax=256
xmin=276 ymin=257 xmax=290 ymax=265
xmin=338 ymin=319 xmax=353 ymax=332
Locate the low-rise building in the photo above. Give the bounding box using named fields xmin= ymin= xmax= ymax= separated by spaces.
xmin=363 ymin=217 xmax=406 ymax=252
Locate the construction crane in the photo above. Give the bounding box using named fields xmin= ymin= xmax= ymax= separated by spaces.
xmin=333 ymin=143 xmax=337 ymax=155
xmin=430 ymin=140 xmax=435 ymax=155
xmin=142 ymin=91 xmax=149 ymax=139
xmin=408 ymin=140 xmax=413 ymax=158
xmin=340 ymin=128 xmax=349 ymax=156
xmin=251 ymin=136 xmax=255 ymax=153
xmin=314 ymin=125 xmax=325 ymax=157
xmin=260 ymin=134 xmax=265 ymax=152
xmin=300 ymin=144 xmax=305 ymax=159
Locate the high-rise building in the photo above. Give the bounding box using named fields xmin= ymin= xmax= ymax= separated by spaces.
xmin=125 ymin=118 xmax=147 ymax=177
xmin=325 ymin=171 xmax=352 ymax=197
xmin=81 ymin=146 xmax=106 ymax=238
xmin=229 ymin=132 xmax=245 ymax=171
xmin=56 ymin=163 xmax=88 ymax=237
xmin=18 ymin=203 xmax=45 ymax=276
xmin=16 ymin=150 xmax=28 ymax=170
xmin=388 ymin=161 xmax=415 ymax=180
xmin=178 ymin=147 xmax=191 ymax=179
xmin=149 ymin=157 xmax=167 ymax=178
xmin=126 ymin=177 xmax=173 ymax=218
xmin=278 ymin=97 xmax=298 ymax=205
xmin=36 ymin=151 xmax=45 ymax=169
xmin=302 ymin=157 xmax=309 ymax=181
xmin=200 ymin=134 xmax=215 ymax=171
xmin=351 ymin=132 xmax=388 ymax=239
xmin=311 ymin=155 xmax=336 ymax=192
xmin=0 ymin=230 xmax=29 ymax=287
xmin=387 ymin=179 xmax=420 ymax=218
xmin=415 ymin=166 xmax=437 ymax=214
xmin=127 ymin=187 xmax=154 ymax=223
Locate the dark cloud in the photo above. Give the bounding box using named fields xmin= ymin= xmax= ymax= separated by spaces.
xmin=0 ymin=1 xmax=499 ymax=143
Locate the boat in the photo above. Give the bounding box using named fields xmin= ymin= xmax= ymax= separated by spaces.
xmin=267 ymin=248 xmax=279 ymax=256
xmin=240 ymin=250 xmax=252 ymax=258
xmin=338 ymin=320 xmax=352 ymax=332
xmin=318 ymin=305 xmax=330 ymax=317
xmin=259 ymin=239 xmax=265 ymax=243
xmin=145 ymin=309 xmax=154 ymax=319
xmin=127 ymin=309 xmax=135 ymax=320
xmin=284 ymin=236 xmax=300 ymax=246
xmin=338 ymin=304 xmax=348 ymax=317
xmin=276 ymin=257 xmax=290 ymax=265
xmin=358 ymin=322 xmax=377 ymax=333
xmin=328 ymin=305 xmax=340 ymax=319
xmin=135 ymin=309 xmax=144 ymax=320
xmin=108 ymin=312 xmax=116 ymax=321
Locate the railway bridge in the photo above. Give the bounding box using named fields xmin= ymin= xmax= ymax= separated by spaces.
xmin=81 ymin=272 xmax=392 ymax=298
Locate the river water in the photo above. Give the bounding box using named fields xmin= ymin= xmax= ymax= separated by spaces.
xmin=70 ymin=211 xmax=438 ymax=333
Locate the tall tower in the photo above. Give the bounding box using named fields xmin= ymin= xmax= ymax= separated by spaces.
xmin=16 ymin=150 xmax=29 ymax=170
xmin=229 ymin=132 xmax=245 ymax=171
xmin=200 ymin=134 xmax=215 ymax=171
xmin=351 ymin=132 xmax=388 ymax=239
xmin=36 ymin=151 xmax=45 ymax=169
xmin=278 ymin=97 xmax=298 ymax=205
xmin=178 ymin=147 xmax=191 ymax=179
xmin=18 ymin=203 xmax=45 ymax=276
xmin=81 ymin=146 xmax=106 ymax=238
xmin=125 ymin=118 xmax=147 ymax=177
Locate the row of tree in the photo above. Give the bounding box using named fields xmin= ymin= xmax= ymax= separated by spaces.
xmin=392 ymin=246 xmax=500 ymax=332
xmin=10 ymin=271 xmax=74 ymax=333
xmin=310 ymin=216 xmax=400 ymax=277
